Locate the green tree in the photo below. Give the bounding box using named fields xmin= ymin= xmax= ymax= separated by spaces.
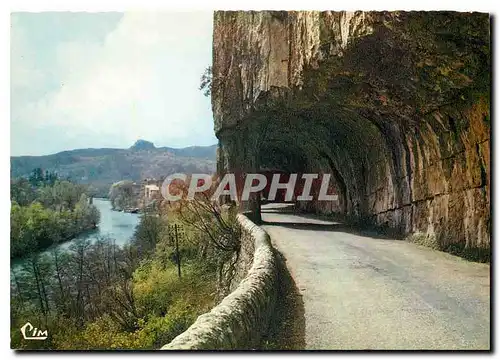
xmin=132 ymin=214 xmax=165 ymax=257
xmin=52 ymin=180 xmax=85 ymax=211
xmin=108 ymin=181 xmax=136 ymax=211
xmin=11 ymin=178 xmax=35 ymax=206
xmin=29 ymin=168 xmax=44 ymax=187
xmin=199 ymin=66 xmax=212 ymax=97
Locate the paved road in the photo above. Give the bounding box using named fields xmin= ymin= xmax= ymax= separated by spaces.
xmin=260 ymin=204 xmax=490 ymax=350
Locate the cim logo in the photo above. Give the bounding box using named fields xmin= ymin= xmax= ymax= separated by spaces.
xmin=20 ymin=322 xmax=48 ymax=340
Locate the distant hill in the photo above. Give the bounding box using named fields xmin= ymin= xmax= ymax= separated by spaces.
xmin=11 ymin=141 xmax=217 ymax=197
xmin=130 ymin=139 xmax=156 ymax=151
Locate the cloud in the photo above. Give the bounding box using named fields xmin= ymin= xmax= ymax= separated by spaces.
xmin=11 ymin=12 xmax=215 ymax=155
xmin=10 ymin=15 xmax=47 ymax=96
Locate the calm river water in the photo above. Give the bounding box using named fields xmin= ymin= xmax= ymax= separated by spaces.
xmin=12 ymin=198 xmax=140 ymax=270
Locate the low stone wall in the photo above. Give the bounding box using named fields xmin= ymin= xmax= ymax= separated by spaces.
xmin=161 ymin=214 xmax=278 ymax=350
xmin=225 ymin=215 xmax=256 ymax=294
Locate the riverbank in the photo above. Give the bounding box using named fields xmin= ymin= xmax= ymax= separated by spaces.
xmin=10 ymin=198 xmax=220 ymax=350
xmin=10 ymin=225 xmax=99 ymax=261
xmin=11 ymin=199 xmax=140 ymax=270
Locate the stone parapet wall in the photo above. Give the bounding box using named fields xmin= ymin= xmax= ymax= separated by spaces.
xmin=161 ymin=214 xmax=278 ymax=350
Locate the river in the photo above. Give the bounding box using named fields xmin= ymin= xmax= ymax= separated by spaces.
xmin=11 ymin=198 xmax=140 ymax=270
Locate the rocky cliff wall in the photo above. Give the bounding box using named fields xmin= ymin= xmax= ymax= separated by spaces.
xmin=212 ymin=11 xmax=490 ymax=256
xmin=161 ymin=214 xmax=278 ymax=349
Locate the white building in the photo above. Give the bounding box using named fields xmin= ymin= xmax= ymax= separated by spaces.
xmin=145 ymin=184 xmax=160 ymax=199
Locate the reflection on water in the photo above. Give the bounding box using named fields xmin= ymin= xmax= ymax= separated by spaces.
xmin=12 ymin=198 xmax=140 ymax=269
xmin=73 ymin=198 xmax=140 ymax=246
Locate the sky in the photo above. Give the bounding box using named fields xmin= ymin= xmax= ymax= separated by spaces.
xmin=10 ymin=12 xmax=217 ymax=156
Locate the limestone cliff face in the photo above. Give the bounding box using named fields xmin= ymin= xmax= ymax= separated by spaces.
xmin=212 ymin=11 xmax=490 ymax=256
xmin=212 ymin=11 xmax=374 ymax=132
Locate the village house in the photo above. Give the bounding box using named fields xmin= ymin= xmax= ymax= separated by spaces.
xmin=144 ymin=184 xmax=160 ymax=199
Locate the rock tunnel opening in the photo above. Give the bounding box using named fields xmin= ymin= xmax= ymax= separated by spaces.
xmin=213 ymin=11 xmax=490 ymax=256
xmin=218 ymin=99 xmax=391 ymax=226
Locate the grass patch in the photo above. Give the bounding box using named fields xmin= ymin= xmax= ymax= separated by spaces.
xmin=406 ymin=232 xmax=490 ymax=263
xmin=443 ymin=243 xmax=491 ymax=263
xmin=406 ymin=231 xmax=441 ymax=250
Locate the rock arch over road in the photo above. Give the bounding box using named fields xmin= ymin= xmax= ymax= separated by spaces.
xmin=212 ymin=11 xmax=490 ymax=257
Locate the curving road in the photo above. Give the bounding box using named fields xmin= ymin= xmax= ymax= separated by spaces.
xmin=260 ymin=204 xmax=491 ymax=350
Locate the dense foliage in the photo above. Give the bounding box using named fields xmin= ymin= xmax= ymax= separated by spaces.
xmin=11 ymin=186 xmax=240 ymax=350
xmin=11 ymin=169 xmax=100 ymax=258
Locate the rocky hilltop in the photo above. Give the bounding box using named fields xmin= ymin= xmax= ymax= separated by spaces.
xmin=212 ymin=11 xmax=490 ymax=255
xmin=11 ymin=142 xmax=217 ymax=197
